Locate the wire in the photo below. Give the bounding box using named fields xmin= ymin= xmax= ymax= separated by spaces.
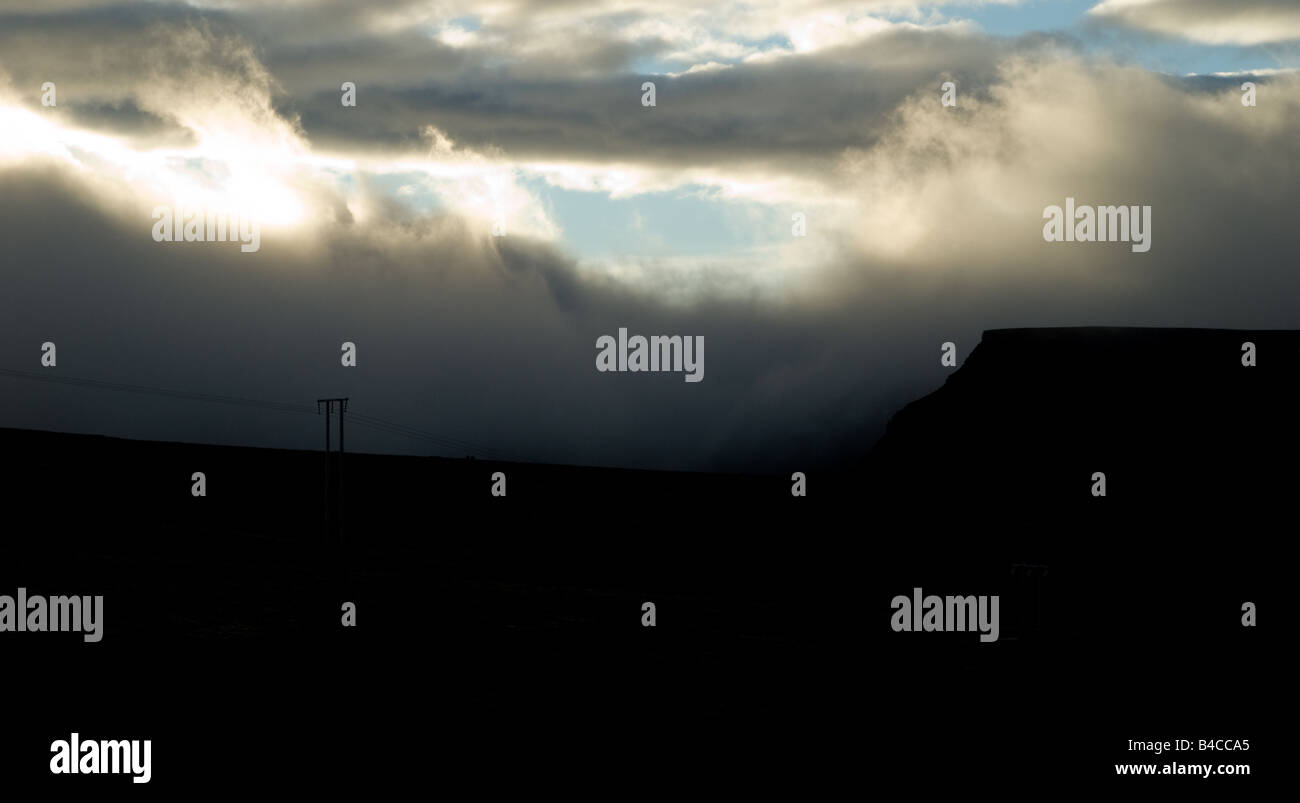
xmin=0 ymin=366 xmax=524 ymax=461
xmin=0 ymin=367 xmax=317 ymax=415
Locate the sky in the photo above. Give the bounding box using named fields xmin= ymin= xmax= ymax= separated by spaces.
xmin=1 ymin=0 xmax=1299 ymax=472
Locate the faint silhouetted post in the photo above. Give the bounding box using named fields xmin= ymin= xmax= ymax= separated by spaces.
xmin=322 ymin=400 xmax=331 ymax=540
xmin=338 ymin=398 xmax=347 ymax=548
xmin=317 ymin=397 xmax=348 ymax=550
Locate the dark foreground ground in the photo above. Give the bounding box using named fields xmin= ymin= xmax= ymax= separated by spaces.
xmin=0 ymin=327 xmax=1284 ymax=792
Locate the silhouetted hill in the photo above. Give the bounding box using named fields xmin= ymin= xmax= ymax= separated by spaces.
xmin=4 ymin=326 xmax=1285 ymax=655
xmin=867 ymin=326 xmax=1299 ymax=509
xmin=0 ymin=327 xmax=1283 ymax=789
xmin=2 ymin=426 xmax=811 ymax=640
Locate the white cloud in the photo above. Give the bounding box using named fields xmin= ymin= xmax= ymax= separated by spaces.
xmin=1090 ymin=0 xmax=1300 ymax=45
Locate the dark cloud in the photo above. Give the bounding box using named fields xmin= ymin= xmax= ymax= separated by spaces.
xmin=0 ymin=165 xmax=924 ymax=472
xmin=0 ymin=3 xmax=1013 ymax=173
xmin=282 ymin=29 xmax=1014 ymax=171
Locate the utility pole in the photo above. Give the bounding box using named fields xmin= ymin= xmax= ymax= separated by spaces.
xmin=322 ymin=400 xmax=330 ymax=540
xmin=316 ymin=398 xmax=350 ymax=629
xmin=317 ymin=398 xmax=349 ymax=548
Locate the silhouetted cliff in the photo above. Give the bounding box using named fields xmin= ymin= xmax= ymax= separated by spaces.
xmin=865 ymin=327 xmax=1300 ymax=512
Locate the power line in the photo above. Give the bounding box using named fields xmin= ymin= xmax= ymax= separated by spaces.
xmin=0 ymin=367 xmax=317 ymax=415
xmin=0 ymin=366 xmax=524 ymax=461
